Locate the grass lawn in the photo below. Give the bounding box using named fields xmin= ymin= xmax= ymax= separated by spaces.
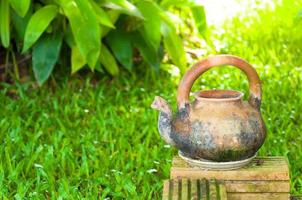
xmin=1 ymin=0 xmax=302 ymax=199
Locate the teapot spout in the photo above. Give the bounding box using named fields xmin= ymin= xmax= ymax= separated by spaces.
xmin=151 ymin=96 xmax=175 ymax=145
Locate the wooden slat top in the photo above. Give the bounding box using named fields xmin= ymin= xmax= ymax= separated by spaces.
xmin=171 ymin=156 xmax=289 ymax=181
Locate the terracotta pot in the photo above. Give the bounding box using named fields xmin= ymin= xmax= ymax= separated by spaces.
xmin=151 ymin=55 xmax=266 ymax=162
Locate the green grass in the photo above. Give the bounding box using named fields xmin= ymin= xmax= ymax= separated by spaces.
xmin=1 ymin=0 xmax=302 ymax=199
xmin=0 ymin=74 xmax=177 ymax=199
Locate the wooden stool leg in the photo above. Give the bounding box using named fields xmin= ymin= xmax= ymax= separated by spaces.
xmin=199 ymin=179 xmax=207 ymax=200
xmin=162 ymin=180 xmax=170 ymax=200
xmin=181 ymin=179 xmax=189 ymax=200
xmin=162 ymin=179 xmax=228 ymax=200
xmin=190 ymin=179 xmax=198 ymax=199
xmin=172 ymin=179 xmax=179 ymax=200
xmin=219 ymin=184 xmax=228 ymax=200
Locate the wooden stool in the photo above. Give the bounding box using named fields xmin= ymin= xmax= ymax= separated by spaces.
xmin=163 ymin=156 xmax=290 ymax=200
xmin=162 ymin=179 xmax=227 ymax=200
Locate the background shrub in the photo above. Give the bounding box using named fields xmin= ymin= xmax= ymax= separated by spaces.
xmin=0 ymin=0 xmax=206 ymax=85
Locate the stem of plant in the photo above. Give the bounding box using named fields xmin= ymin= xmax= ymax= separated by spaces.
xmin=4 ymin=49 xmax=13 ymax=79
xmin=10 ymin=49 xmax=20 ymax=81
xmin=50 ymin=74 xmax=57 ymax=87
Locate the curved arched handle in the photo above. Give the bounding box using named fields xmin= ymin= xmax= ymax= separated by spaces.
xmin=177 ymin=55 xmax=262 ymax=109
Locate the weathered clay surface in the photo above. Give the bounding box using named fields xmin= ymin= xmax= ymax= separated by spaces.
xmin=170 ymin=94 xmax=266 ymax=161
xmin=151 ymin=55 xmax=266 ymax=162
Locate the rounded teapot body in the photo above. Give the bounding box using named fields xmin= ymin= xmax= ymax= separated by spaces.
xmin=170 ymin=90 xmax=266 ymax=162
xmin=151 ymin=55 xmax=267 ymax=162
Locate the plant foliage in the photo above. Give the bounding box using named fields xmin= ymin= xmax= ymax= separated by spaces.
xmin=0 ymin=0 xmax=206 ymax=84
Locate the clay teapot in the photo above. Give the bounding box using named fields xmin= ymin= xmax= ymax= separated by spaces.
xmin=151 ymin=55 xmax=266 ymax=162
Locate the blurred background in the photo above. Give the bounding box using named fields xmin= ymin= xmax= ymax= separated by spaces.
xmin=0 ymin=0 xmax=302 ymax=199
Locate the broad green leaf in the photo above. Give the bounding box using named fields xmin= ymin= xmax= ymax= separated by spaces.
xmin=160 ymin=11 xmax=177 ymax=30
xmin=59 ymin=0 xmax=100 ymax=69
xmin=132 ymin=31 xmax=160 ymax=69
xmin=9 ymin=0 xmax=30 ymax=17
xmin=22 ymin=5 xmax=58 ymax=52
xmin=160 ymin=0 xmax=197 ymax=8
xmin=161 ymin=21 xmax=186 ymax=73
xmin=64 ymin=25 xmax=75 ymax=48
xmin=102 ymin=0 xmax=144 ymax=19
xmin=74 ymin=0 xmax=101 ymax=69
xmin=71 ymin=46 xmax=86 ymax=73
xmin=101 ymin=10 xmax=120 ymax=37
xmin=11 ymin=8 xmax=31 ymax=40
xmin=0 ymin=0 xmax=10 ymax=48
xmin=191 ymin=6 xmax=207 ymax=37
xmin=100 ymin=44 xmax=119 ymax=76
xmin=90 ymin=0 xmax=114 ymax=28
xmin=94 ymin=61 xmax=104 ymax=73
xmin=106 ymin=28 xmax=132 ymax=70
xmin=137 ymin=1 xmax=161 ymax=50
xmin=32 ymin=33 xmax=63 ymax=85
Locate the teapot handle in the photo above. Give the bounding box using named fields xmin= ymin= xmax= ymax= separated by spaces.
xmin=177 ymin=55 xmax=262 ymax=109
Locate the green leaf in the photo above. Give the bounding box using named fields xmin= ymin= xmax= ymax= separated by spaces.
xmin=94 ymin=61 xmax=104 ymax=73
xmin=160 ymin=0 xmax=197 ymax=8
xmin=191 ymin=6 xmax=207 ymax=37
xmin=102 ymin=0 xmax=144 ymax=19
xmin=101 ymin=10 xmax=120 ymax=37
xmin=106 ymin=28 xmax=133 ymax=70
xmin=22 ymin=5 xmax=58 ymax=53
xmin=59 ymin=0 xmax=100 ymax=69
xmin=137 ymin=1 xmax=161 ymax=50
xmin=11 ymin=8 xmax=31 ymax=41
xmin=32 ymin=33 xmax=63 ymax=85
xmin=161 ymin=21 xmax=186 ymax=73
xmin=0 ymin=0 xmax=10 ymax=48
xmin=132 ymin=31 xmax=160 ymax=69
xmin=90 ymin=0 xmax=115 ymax=28
xmin=64 ymin=25 xmax=75 ymax=48
xmin=71 ymin=46 xmax=86 ymax=73
xmin=100 ymin=44 xmax=119 ymax=76
xmin=9 ymin=0 xmax=30 ymax=17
